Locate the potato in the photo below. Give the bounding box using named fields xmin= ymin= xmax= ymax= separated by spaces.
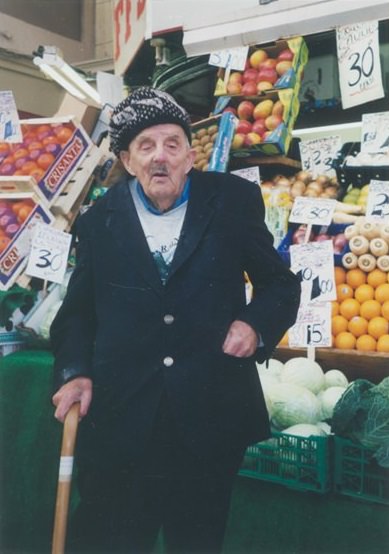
xmin=200 ymin=134 xmax=211 ymax=146
xmin=203 ymin=142 xmax=214 ymax=153
xmin=208 ymin=125 xmax=219 ymax=136
xmin=196 ymin=128 xmax=207 ymax=139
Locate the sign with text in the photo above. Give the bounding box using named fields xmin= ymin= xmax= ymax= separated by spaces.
xmin=289 ymin=302 xmax=332 ymax=348
xmin=336 ymin=20 xmax=384 ymax=109
xmin=299 ymin=136 xmax=341 ymax=178
xmin=209 ymin=46 xmax=249 ymax=71
xmin=26 ymin=224 xmax=72 ymax=284
xmin=290 ymin=240 xmax=336 ymax=305
xmin=113 ymin=0 xmax=148 ymax=75
xmin=231 ymin=166 xmax=260 ymax=186
xmin=366 ymin=180 xmax=389 ymax=221
xmin=361 ymin=112 xmax=389 ymax=154
xmin=0 ymin=90 xmax=22 ymax=143
xmin=289 ymin=197 xmax=336 ymax=227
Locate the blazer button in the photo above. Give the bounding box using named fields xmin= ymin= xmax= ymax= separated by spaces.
xmin=163 ymin=356 xmax=174 ymax=367
xmin=163 ymin=314 xmax=174 ymax=325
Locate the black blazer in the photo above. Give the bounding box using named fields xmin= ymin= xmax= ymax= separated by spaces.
xmin=51 ymin=169 xmax=300 ymax=468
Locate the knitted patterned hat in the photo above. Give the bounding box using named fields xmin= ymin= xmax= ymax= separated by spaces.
xmin=109 ymin=87 xmax=192 ymax=156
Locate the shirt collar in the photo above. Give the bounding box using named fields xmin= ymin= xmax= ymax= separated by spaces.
xmin=135 ymin=177 xmax=191 ymax=215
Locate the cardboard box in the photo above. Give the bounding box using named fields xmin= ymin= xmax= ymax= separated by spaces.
xmin=214 ymin=36 xmax=308 ymax=98
xmin=54 ymin=93 xmax=101 ymax=136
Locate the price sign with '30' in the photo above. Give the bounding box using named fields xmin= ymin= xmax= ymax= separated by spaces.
xmin=336 ymin=20 xmax=384 ymax=109
xmin=26 ymin=223 xmax=72 ymax=284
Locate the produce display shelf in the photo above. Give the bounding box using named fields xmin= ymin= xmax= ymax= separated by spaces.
xmin=229 ymin=155 xmax=301 ymax=170
xmin=239 ymin=431 xmax=331 ymax=494
xmin=334 ymin=437 xmax=389 ymax=506
xmin=274 ymin=347 xmax=389 ymax=384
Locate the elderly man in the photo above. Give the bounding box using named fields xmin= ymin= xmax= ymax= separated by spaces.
xmin=51 ymin=87 xmax=300 ymax=553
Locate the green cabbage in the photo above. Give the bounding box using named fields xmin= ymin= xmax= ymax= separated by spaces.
xmin=266 ymin=383 xmax=321 ymax=429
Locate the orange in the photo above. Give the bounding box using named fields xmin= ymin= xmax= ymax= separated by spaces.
xmin=354 ymin=284 xmax=375 ymax=304
xmin=356 ymin=334 xmax=376 ymax=352
xmin=334 ymin=266 xmax=346 ymax=285
xmin=332 ymin=315 xmax=348 ymax=336
xmin=374 ymin=283 xmax=389 ymax=304
xmin=346 ymin=268 xmax=366 ymax=289
xmin=367 ymin=268 xmax=387 ymax=288
xmin=339 ymin=298 xmax=360 ymax=320
xmin=348 ymin=316 xmax=368 ymax=337
xmin=367 ymin=316 xmax=389 ymax=339
xmin=336 ymin=283 xmax=353 ymax=302
xmin=334 ymin=331 xmax=356 ymax=350
xmin=381 ymin=300 xmax=389 ymax=321
xmin=360 ymin=299 xmax=382 ymax=320
xmin=377 ymin=334 xmax=389 ymax=353
xmin=278 ymin=332 xmax=289 ymax=346
xmin=331 ymin=301 xmax=339 ymax=317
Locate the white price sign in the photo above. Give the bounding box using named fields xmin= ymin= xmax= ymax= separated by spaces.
xmin=366 ymin=180 xmax=389 ymax=221
xmin=231 ymin=166 xmax=260 ymax=185
xmin=299 ymin=136 xmax=341 ymax=178
xmin=289 ymin=197 xmax=336 ymax=227
xmin=288 ymin=302 xmax=332 ymax=348
xmin=361 ymin=112 xmax=389 ymax=154
xmin=26 ymin=224 xmax=72 ymax=284
xmin=290 ymin=240 xmax=336 ymax=305
xmin=209 ymin=47 xmax=249 ymax=71
xmin=0 ymin=90 xmax=22 ymax=143
xmin=336 ymin=20 xmax=384 ymax=109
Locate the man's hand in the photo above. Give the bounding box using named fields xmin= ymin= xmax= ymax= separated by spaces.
xmin=222 ymin=320 xmax=258 ymax=358
xmin=52 ymin=377 xmax=93 ymax=423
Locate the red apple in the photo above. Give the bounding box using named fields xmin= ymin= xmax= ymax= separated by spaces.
xmin=333 ymin=233 xmax=347 ymax=253
xmin=257 ymin=67 xmax=278 ymax=85
xmin=241 ymin=81 xmax=258 ymax=96
xmin=276 ymin=60 xmax=293 ymax=76
xmin=265 ymin=114 xmax=283 ymax=130
xmin=231 ymin=133 xmax=245 ymax=150
xmin=237 ymin=100 xmax=255 ymax=120
xmin=226 ymin=81 xmax=242 ymax=95
xmin=229 ymin=71 xmax=243 ymax=84
xmin=242 ymin=68 xmax=258 ymax=83
xmin=277 ymin=48 xmax=294 ymax=62
xmin=314 ymin=233 xmax=331 ymax=242
xmin=236 ymin=120 xmax=253 ymax=134
xmin=251 ymin=119 xmax=267 ymax=136
xmin=249 ymin=49 xmax=268 ymax=68
xmin=244 ymin=132 xmax=262 ymax=146
xmin=223 ymin=107 xmax=237 ymax=115
xmin=259 ymin=58 xmax=278 ymax=69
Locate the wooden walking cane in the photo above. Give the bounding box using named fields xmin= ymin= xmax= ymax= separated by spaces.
xmin=52 ymin=402 xmax=80 ymax=554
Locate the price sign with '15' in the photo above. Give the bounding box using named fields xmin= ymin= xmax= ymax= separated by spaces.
xmin=336 ymin=20 xmax=384 ymax=109
xmin=288 ymin=303 xmax=332 ymax=348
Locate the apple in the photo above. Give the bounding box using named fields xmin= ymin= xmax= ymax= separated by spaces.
xmin=249 ymin=49 xmax=268 ymax=68
xmin=251 ymin=119 xmax=267 ymax=136
xmin=314 ymin=233 xmax=331 ymax=243
xmin=333 ymin=233 xmax=347 ymax=253
xmin=244 ymin=132 xmax=262 ymax=146
xmin=276 ymin=60 xmax=293 ymax=76
xmin=257 ymin=81 xmax=273 ymax=93
xmin=257 ymin=67 xmax=278 ymax=85
xmin=231 ymin=133 xmax=245 ymax=150
xmin=265 ymin=114 xmax=283 ymax=130
xmin=237 ymin=100 xmax=255 ymax=120
xmin=226 ymin=81 xmax=242 ymax=95
xmin=241 ymin=81 xmax=258 ymax=96
xmin=242 ymin=68 xmax=258 ymax=83
xmin=259 ymin=58 xmax=278 ymax=69
xmin=228 ymin=71 xmax=243 ymax=84
xmin=223 ymin=107 xmax=237 ymax=116
xmin=253 ymin=99 xmax=274 ymax=120
xmin=272 ymin=100 xmax=284 ymax=117
xmin=236 ymin=120 xmax=253 ymax=134
xmin=293 ymin=227 xmax=311 ymax=244
xmin=277 ymin=48 xmax=294 ymax=62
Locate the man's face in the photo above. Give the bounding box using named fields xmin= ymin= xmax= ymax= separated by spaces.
xmin=120 ymin=124 xmax=196 ymax=211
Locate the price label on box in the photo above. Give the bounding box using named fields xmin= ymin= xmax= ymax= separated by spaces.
xmin=366 ymin=180 xmax=389 ymax=221
xmin=299 ymin=136 xmax=341 ymax=178
xmin=290 ymin=240 xmax=336 ymax=304
xmin=289 ymin=302 xmax=332 ymax=348
xmin=26 ymin=223 xmax=72 ymax=284
xmin=231 ymin=166 xmax=261 ymax=185
xmin=361 ymin=112 xmax=389 ymax=154
xmin=209 ymin=47 xmax=249 ymax=71
xmin=336 ymin=20 xmax=384 ymax=109
xmin=289 ymin=197 xmax=336 ymax=226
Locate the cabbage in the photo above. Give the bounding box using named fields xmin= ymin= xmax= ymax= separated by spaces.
xmin=282 ymin=423 xmax=327 ymax=437
xmin=317 ymin=421 xmax=332 ymax=435
xmin=280 ymin=357 xmax=325 ymax=394
xmin=266 ymin=383 xmax=321 ymax=428
xmin=318 ymin=386 xmax=347 ymax=420
xmin=258 ymin=373 xmax=279 ymax=413
xmin=324 ymin=369 xmax=349 ymax=389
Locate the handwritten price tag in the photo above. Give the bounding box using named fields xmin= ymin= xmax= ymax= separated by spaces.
xmin=290 ymin=240 xmax=336 ymax=305
xmin=209 ymin=47 xmax=249 ymax=71
xmin=336 ymin=20 xmax=384 ymax=109
xmin=299 ymin=136 xmax=341 ymax=178
xmin=366 ymin=180 xmax=389 ymax=221
xmin=289 ymin=197 xmax=336 ymax=226
xmin=26 ymin=223 xmax=72 ymax=284
xmin=361 ymin=112 xmax=389 ymax=153
xmin=288 ymin=302 xmax=332 ymax=348
xmin=231 ymin=166 xmax=260 ymax=185
xmin=0 ymin=90 xmax=22 ymax=142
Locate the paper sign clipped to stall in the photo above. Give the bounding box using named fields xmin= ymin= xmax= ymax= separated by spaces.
xmin=336 ymin=20 xmax=384 ymax=109
xmin=288 ymin=302 xmax=332 ymax=348
xmin=366 ymin=180 xmax=389 ymax=221
xmin=299 ymin=136 xmax=341 ymax=178
xmin=0 ymin=91 xmax=22 ymax=142
xmin=289 ymin=197 xmax=336 ymax=227
xmin=26 ymin=223 xmax=72 ymax=284
xmin=209 ymin=47 xmax=249 ymax=71
xmin=231 ymin=166 xmax=261 ymax=186
xmin=361 ymin=112 xmax=389 ymax=154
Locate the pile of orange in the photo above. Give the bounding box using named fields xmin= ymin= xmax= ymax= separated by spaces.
xmin=332 ymin=266 xmax=389 ymax=352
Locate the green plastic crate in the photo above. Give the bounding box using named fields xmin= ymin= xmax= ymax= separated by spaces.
xmin=239 ymin=431 xmax=331 ymax=493
xmin=334 ymin=436 xmax=389 ymax=506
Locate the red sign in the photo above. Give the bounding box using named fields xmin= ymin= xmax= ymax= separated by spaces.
xmin=113 ymin=0 xmax=148 ymax=75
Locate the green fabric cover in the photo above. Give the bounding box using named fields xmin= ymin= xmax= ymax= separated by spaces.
xmin=0 ymin=286 xmax=37 ymax=328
